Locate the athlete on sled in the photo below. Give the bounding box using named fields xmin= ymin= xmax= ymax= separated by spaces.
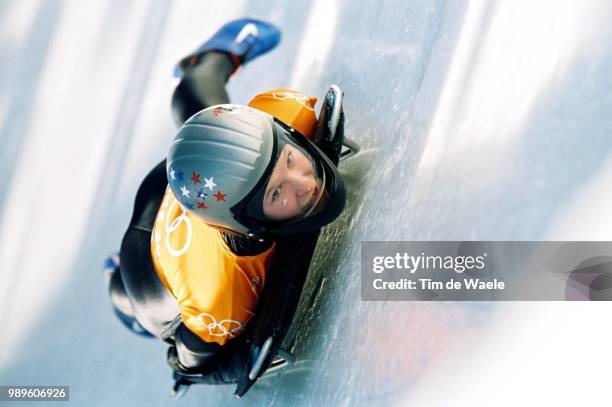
xmin=104 ymin=18 xmax=352 ymax=396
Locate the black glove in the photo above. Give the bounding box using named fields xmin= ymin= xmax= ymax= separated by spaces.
xmin=167 ymin=346 xmax=192 ymax=375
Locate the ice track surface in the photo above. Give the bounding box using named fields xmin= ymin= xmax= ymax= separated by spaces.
xmin=1 ymin=1 xmax=612 ymax=406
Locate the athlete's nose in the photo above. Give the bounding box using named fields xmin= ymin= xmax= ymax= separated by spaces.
xmin=288 ymin=170 xmax=315 ymax=197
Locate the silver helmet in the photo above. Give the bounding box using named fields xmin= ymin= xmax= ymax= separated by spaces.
xmin=167 ymin=104 xmax=345 ymax=238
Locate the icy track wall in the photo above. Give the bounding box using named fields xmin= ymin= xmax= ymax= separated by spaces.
xmin=1 ymin=0 xmax=612 ymax=406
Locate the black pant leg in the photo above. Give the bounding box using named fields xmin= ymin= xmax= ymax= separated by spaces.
xmin=108 ymin=267 xmax=135 ymax=318
xmin=119 ymin=160 xmax=181 ymax=339
xmin=170 ymin=51 xmax=234 ymax=126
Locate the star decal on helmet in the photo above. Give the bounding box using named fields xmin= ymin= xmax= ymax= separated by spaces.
xmin=211 ymin=105 xmax=241 ymax=117
xmin=214 ymin=191 xmax=227 ymax=202
xmin=204 ymin=177 xmax=216 ymax=191
xmin=170 ymin=169 xmax=228 ymax=209
xmin=180 ymin=185 xmax=190 ymax=198
xmin=191 ymin=171 xmax=201 ymax=185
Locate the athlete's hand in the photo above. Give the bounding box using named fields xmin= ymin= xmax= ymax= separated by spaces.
xmin=167 ymin=346 xmax=191 ymax=374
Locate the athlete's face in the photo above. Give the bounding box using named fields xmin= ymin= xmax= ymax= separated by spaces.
xmin=263 ymin=144 xmax=322 ymax=221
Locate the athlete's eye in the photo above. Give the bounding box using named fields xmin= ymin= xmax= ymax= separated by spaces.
xmin=271 ymin=187 xmax=281 ymax=202
xmin=287 ymin=151 xmax=293 ymax=166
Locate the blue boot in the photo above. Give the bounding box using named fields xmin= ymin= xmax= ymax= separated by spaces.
xmin=113 ymin=307 xmax=155 ymax=338
xmin=174 ymin=17 xmax=281 ymax=78
xmin=103 ymin=254 xmax=154 ymax=339
xmin=102 ymin=253 xmax=120 ymax=286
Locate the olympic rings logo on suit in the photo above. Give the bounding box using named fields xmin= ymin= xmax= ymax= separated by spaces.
xmin=165 ymin=199 xmax=192 ymax=256
xmin=269 ymin=91 xmax=315 ymax=111
xmin=193 ymin=312 xmax=244 ymax=338
xmin=153 ymin=192 xmax=193 ymax=258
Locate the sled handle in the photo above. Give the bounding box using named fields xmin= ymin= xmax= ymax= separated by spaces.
xmin=261 ymin=348 xmax=296 ymax=377
xmin=340 ymin=138 xmax=360 ymax=161
xmin=248 ymin=336 xmax=274 ymax=380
